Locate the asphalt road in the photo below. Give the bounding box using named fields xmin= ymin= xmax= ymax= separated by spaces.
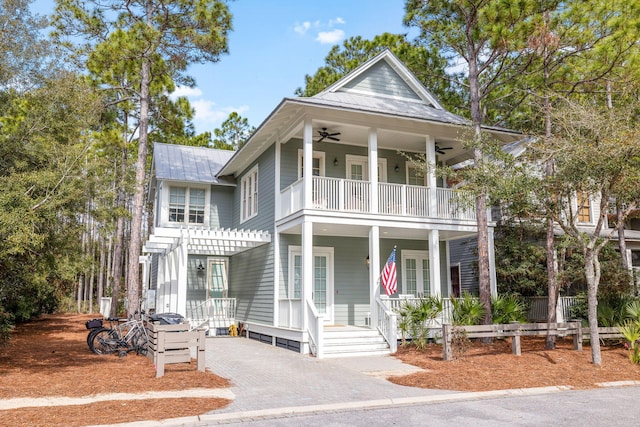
xmin=209 ymin=385 xmax=640 ymax=426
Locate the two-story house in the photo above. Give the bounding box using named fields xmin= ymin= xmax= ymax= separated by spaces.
xmin=142 ymin=49 xmax=523 ymax=357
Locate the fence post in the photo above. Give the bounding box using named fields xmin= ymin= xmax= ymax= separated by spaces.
xmin=573 ymin=321 xmax=583 ymax=351
xmin=511 ymin=322 xmax=521 ymax=356
xmin=197 ymin=328 xmax=206 ymax=372
xmin=442 ymin=324 xmax=452 ymax=361
xmin=156 ymin=329 xmax=166 ymax=378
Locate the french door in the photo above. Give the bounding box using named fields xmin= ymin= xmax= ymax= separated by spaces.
xmin=401 ymin=250 xmax=430 ymax=297
xmin=289 ymin=247 xmax=334 ymax=323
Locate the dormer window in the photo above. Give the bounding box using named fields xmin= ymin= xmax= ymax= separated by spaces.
xmin=169 ymin=186 xmax=206 ymax=224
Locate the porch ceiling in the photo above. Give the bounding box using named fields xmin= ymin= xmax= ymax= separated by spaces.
xmin=143 ymin=227 xmax=271 ymax=257
xmin=280 ymin=223 xmax=475 ymax=241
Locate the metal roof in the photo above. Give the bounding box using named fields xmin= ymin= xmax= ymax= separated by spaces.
xmin=153 ymin=143 xmax=235 ymax=184
xmin=303 ymin=91 xmax=470 ymax=126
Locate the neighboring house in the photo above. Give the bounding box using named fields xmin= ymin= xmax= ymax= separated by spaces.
xmin=142 ymin=49 xmax=522 ymax=358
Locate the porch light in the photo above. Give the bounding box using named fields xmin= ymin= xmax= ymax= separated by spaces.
xmin=334 ymin=157 xmax=339 ymax=166
xmin=197 ymin=261 xmax=205 ymax=271
xmin=365 ymin=255 xmax=370 ymax=266
xmin=394 ymin=164 xmax=400 ymax=172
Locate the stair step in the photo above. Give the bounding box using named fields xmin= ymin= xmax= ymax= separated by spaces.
xmin=319 ymin=327 xmax=391 ymax=358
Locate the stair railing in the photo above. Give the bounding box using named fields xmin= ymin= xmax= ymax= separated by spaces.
xmin=375 ymin=296 xmax=397 ymax=353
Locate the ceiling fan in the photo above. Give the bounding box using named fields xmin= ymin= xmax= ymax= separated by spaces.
xmin=316 ymin=127 xmax=341 ymax=142
xmin=435 ymin=144 xmax=453 ymax=155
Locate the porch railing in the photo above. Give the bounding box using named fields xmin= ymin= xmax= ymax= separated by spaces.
xmin=188 ymin=298 xmax=237 ymax=331
xmin=375 ymin=296 xmax=398 ymax=353
xmin=381 ymin=295 xmax=578 ymax=325
xmin=279 ymin=176 xmax=477 ymax=221
xmin=306 ymin=298 xmax=324 ymax=358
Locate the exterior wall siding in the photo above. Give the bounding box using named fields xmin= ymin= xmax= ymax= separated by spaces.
xmin=279 ymin=138 xmax=417 ymax=189
xmin=229 ymin=243 xmax=274 ymax=324
xmin=234 ymin=145 xmax=275 ymax=233
xmin=449 ymin=237 xmax=479 ymax=295
xmin=343 ymin=61 xmax=421 ymax=101
xmin=209 ymin=185 xmax=234 ymax=229
xmin=186 ymin=255 xmax=209 ymax=320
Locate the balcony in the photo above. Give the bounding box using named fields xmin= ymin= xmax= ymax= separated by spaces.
xmin=279 ymin=176 xmax=477 ymax=221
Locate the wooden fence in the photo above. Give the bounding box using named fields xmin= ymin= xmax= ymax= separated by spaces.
xmin=442 ymin=322 xmax=623 ymax=361
xmin=147 ymin=322 xmax=206 ymax=378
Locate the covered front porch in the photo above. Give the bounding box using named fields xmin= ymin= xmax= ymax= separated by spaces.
xmin=273 ymin=219 xmax=496 ymax=357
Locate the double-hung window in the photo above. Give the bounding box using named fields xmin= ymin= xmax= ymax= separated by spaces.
xmin=169 ymin=187 xmax=206 ymax=224
xmin=241 ymin=165 xmax=259 ymax=222
xmin=577 ymin=191 xmax=592 ymax=223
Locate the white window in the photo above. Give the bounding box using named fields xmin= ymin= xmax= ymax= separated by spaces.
xmin=406 ymin=163 xmax=426 ymax=186
xmin=241 ymin=165 xmax=259 ymax=222
xmin=298 ymin=150 xmax=326 ymax=178
xmin=345 ymin=155 xmax=387 ymax=182
xmin=169 ymin=186 xmax=206 ymax=224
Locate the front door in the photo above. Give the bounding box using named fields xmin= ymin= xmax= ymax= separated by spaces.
xmin=208 ymin=258 xmax=228 ymax=299
xmin=401 ymin=250 xmax=430 ymax=297
xmin=289 ymin=246 xmax=334 ymax=324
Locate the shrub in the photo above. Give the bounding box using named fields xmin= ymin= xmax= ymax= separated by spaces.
xmin=396 ymin=296 xmax=443 ymax=349
xmin=451 ymin=292 xmax=485 ymax=326
xmin=492 ymin=294 xmax=527 ymax=324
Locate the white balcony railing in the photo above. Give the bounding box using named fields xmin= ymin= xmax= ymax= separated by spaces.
xmin=279 ymin=176 xmax=477 ymax=221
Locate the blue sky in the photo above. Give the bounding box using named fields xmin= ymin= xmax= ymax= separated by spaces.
xmin=33 ymin=0 xmax=412 ymax=134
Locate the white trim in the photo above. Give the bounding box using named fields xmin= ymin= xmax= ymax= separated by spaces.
xmin=401 ymin=250 xmax=430 ymax=297
xmin=240 ymin=164 xmax=259 ymax=223
xmin=345 ymin=154 xmax=387 ymax=182
xmin=288 ymin=245 xmax=335 ymax=324
xmin=405 ymin=161 xmax=427 ymax=186
xmin=162 ymin=183 xmax=210 ymax=227
xmin=297 ymin=149 xmax=326 ymax=179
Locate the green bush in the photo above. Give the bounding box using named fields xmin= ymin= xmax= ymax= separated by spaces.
xmin=396 ymin=296 xmax=443 ymax=349
xmin=492 ymin=294 xmax=527 ymax=324
xmin=451 ymin=292 xmax=485 ymax=326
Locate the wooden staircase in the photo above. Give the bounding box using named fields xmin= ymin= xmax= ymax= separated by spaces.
xmin=321 ymin=326 xmax=391 ymax=358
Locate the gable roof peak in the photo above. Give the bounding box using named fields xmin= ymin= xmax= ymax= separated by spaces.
xmin=314 ymin=48 xmax=444 ymax=110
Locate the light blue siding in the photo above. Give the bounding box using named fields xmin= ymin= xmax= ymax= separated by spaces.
xmin=342 ymin=61 xmax=421 ymax=101
xmin=209 ymin=185 xmax=234 ymax=229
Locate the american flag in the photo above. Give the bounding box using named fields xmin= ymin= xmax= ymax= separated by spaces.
xmin=380 ymin=247 xmax=397 ymax=296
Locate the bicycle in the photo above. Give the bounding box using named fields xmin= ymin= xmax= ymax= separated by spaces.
xmin=89 ymin=311 xmax=149 ymax=356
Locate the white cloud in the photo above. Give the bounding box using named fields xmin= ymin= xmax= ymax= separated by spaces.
xmin=191 ymin=100 xmax=250 ymax=132
xmin=316 ymin=29 xmax=345 ymax=44
xmin=293 ymin=21 xmax=311 ymax=35
xmin=329 ymin=17 xmax=345 ymax=27
xmin=169 ymin=85 xmax=202 ymax=99
xmin=169 ymin=85 xmax=250 ymax=133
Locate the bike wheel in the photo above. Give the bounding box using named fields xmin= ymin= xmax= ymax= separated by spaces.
xmin=86 ymin=328 xmax=102 ymax=350
xmin=131 ymin=329 xmax=149 ymax=356
xmin=90 ymin=328 xmax=119 ymax=355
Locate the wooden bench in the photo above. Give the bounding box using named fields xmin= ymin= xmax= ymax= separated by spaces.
xmin=442 ymin=322 xmax=583 ymax=361
xmin=147 ymin=322 xmax=206 ymax=378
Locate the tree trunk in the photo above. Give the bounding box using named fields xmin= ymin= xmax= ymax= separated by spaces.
xmin=585 ymin=250 xmax=602 ymax=365
xmin=126 ymin=37 xmax=152 ymax=316
xmin=617 ymin=206 xmax=634 ymax=291
xmin=97 ymin=237 xmax=106 ymax=305
xmin=545 ymin=216 xmax=557 ymax=349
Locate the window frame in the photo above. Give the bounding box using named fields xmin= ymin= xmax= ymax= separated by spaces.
xmin=241 ymin=164 xmax=259 ymax=223
xmin=576 ymin=191 xmax=592 ymax=224
xmin=297 ymin=149 xmax=326 ymax=179
xmin=167 ymin=185 xmax=208 ymax=226
xmin=405 ymin=162 xmax=427 ymax=186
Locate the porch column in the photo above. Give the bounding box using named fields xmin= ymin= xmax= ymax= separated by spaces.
xmin=301 ymin=219 xmax=313 ymax=331
xmin=275 ymin=137 xmax=282 ymax=219
xmin=428 ymin=229 xmax=441 ymax=297
xmin=426 ymin=135 xmax=437 ymax=217
xmin=303 ymin=118 xmax=313 ymax=210
xmin=488 ymin=227 xmax=498 ymax=297
xmin=369 ymin=225 xmax=380 ymax=327
xmin=368 ymin=128 xmax=378 ymax=214
xmin=176 ymin=236 xmax=189 ymax=317
xmin=272 ymin=230 xmax=280 ymax=326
